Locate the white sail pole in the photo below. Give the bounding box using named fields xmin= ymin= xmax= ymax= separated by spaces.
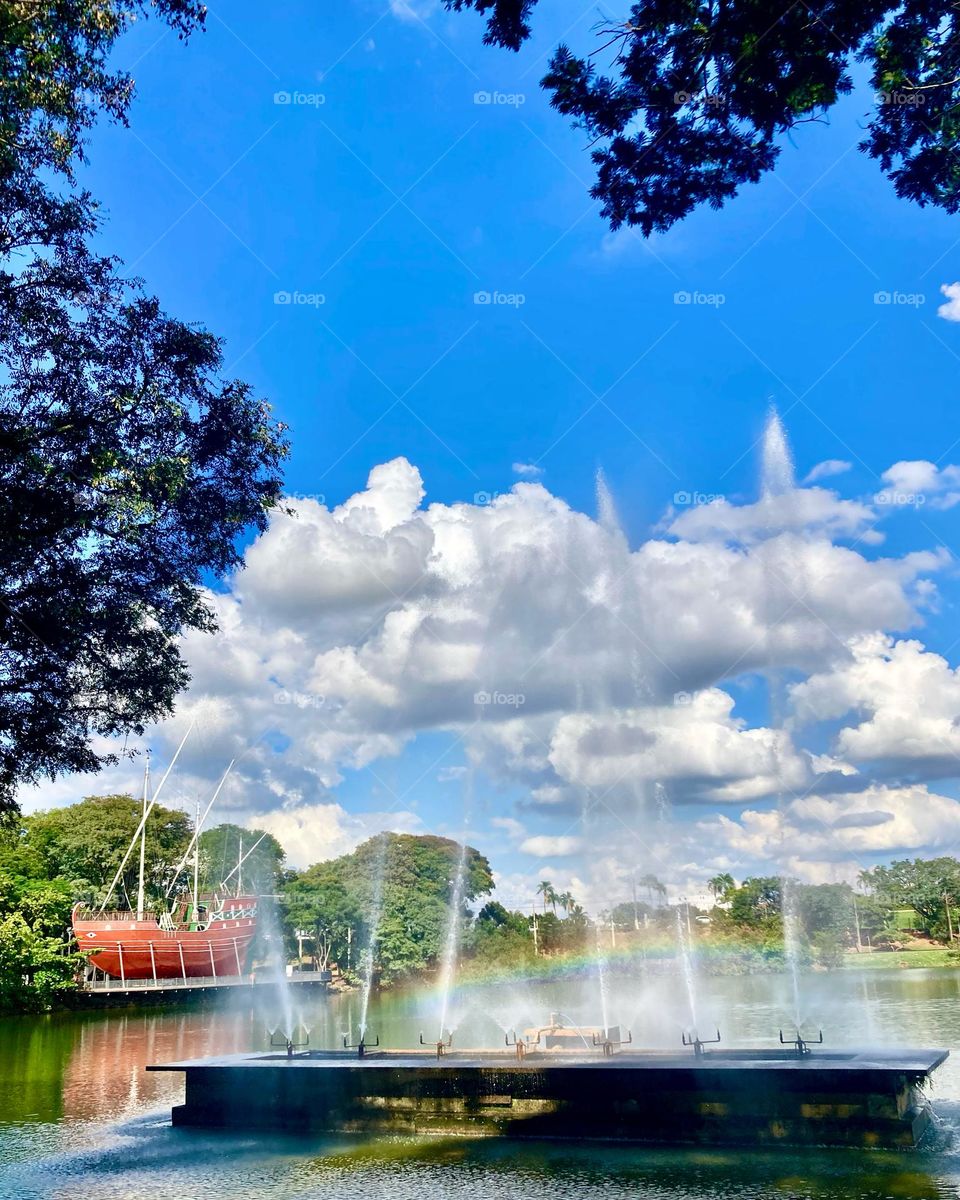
xmin=192 ymin=801 xmax=200 ymax=924
xmin=136 ymin=753 xmax=150 ymax=920
xmin=220 ymin=831 xmax=268 ymax=890
xmin=98 ymin=722 xmax=195 ymax=914
xmin=165 ymin=758 xmax=237 ymax=899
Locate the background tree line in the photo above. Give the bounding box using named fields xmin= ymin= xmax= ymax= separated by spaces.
xmin=5 ymin=787 xmax=960 ymax=1011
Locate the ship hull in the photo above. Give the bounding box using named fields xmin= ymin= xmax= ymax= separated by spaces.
xmin=73 ymin=899 xmax=258 ymax=981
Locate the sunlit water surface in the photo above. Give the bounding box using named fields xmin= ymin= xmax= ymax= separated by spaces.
xmin=3 ymin=968 xmax=960 ymax=1199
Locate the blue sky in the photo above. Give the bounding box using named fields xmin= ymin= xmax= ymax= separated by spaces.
xmin=37 ymin=1 xmax=960 ymax=909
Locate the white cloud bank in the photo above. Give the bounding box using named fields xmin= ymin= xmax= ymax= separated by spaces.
xmin=18 ymin=451 xmax=960 ymax=891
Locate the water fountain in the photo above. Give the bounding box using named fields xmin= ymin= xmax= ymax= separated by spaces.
xmin=674 ymin=906 xmax=699 ymax=1037
xmin=758 ymin=406 xmax=810 ymax=1034
xmin=435 ymin=840 xmax=467 ymax=1043
xmin=357 ymin=837 xmax=388 ymax=1044
xmin=150 ymin=412 xmax=949 ymax=1150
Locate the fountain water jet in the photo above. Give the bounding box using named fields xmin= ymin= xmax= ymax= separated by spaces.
xmin=358 ymin=835 xmax=388 ymax=1039
xmin=760 ymin=405 xmax=795 ymax=498
xmin=257 ymin=899 xmax=300 ymax=1044
xmin=758 ymin=405 xmax=809 ymax=1028
xmin=781 ymin=878 xmax=804 ymax=1027
xmin=437 ymin=839 xmax=468 ymax=1040
xmin=593 ymin=926 xmax=612 ymax=1035
xmin=675 ymin=906 xmax=699 ymax=1034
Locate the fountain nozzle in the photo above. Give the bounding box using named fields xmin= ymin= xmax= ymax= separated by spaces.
xmin=270 ymin=1030 xmax=309 ymax=1059
xmin=343 ymin=1028 xmax=379 ymax=1057
xmin=681 ymin=1029 xmax=721 ymax=1057
xmin=591 ymin=1028 xmax=633 ymax=1057
xmin=421 ymin=1031 xmax=453 ymax=1058
xmin=779 ymin=1029 xmax=823 ymax=1057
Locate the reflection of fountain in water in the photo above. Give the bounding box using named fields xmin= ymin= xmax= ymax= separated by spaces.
xmin=437 ymin=839 xmax=468 ymax=1039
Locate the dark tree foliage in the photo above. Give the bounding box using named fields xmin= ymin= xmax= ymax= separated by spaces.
xmin=442 ymin=0 xmax=539 ymax=50
xmin=445 ymin=0 xmax=960 ymax=234
xmin=0 ymin=1 xmax=289 ymax=810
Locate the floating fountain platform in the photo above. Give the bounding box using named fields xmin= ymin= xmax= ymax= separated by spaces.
xmin=149 ymin=1036 xmax=948 ymax=1149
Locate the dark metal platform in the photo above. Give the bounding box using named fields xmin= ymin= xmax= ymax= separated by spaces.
xmin=149 ymin=1045 xmax=949 ymax=1148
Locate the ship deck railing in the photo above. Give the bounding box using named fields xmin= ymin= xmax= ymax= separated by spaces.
xmin=80 ymin=968 xmax=333 ymax=994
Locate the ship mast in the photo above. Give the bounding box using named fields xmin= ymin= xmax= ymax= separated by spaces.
xmin=237 ymin=835 xmax=243 ymax=897
xmin=192 ymin=801 xmax=200 ymax=922
xmin=136 ymin=753 xmax=150 ymax=920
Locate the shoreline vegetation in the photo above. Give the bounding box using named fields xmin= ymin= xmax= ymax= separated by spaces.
xmin=3 ymin=794 xmax=960 ymax=1014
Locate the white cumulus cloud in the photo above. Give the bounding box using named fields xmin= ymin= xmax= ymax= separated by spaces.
xmin=938 ymin=281 xmax=960 ymax=321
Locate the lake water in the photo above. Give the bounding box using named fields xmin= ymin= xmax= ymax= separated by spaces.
xmin=3 ymin=967 xmax=960 ymax=1199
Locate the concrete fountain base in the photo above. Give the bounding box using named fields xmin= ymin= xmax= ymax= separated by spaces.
xmin=148 ymin=1045 xmax=948 ymax=1149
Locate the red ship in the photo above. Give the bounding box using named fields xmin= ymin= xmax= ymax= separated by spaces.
xmin=73 ymin=893 xmax=259 ymax=982
xmin=72 ymin=744 xmax=263 ymax=983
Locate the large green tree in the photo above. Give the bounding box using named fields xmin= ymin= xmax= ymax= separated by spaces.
xmin=727 ymin=875 xmax=782 ymax=927
xmin=0 ymin=0 xmax=289 ymax=813
xmin=446 ymin=0 xmax=960 ymax=233
xmin=281 ymin=833 xmax=494 ymax=984
xmin=859 ymin=857 xmax=960 ymax=940
xmin=25 ymin=793 xmax=192 ymax=907
xmin=0 ymin=911 xmax=78 ymax=1013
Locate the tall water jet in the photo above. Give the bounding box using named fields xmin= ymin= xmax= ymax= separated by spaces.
xmin=675 ymin=905 xmax=698 ymax=1034
xmin=259 ymin=898 xmax=297 ymax=1042
xmin=760 ymin=405 xmax=795 ymax=498
xmin=595 ymin=466 xmax=625 ymax=540
xmin=781 ymin=877 xmax=804 ymax=1028
xmin=358 ymin=835 xmax=388 ymax=1039
xmin=592 ymin=918 xmax=614 ymax=1034
xmin=758 ymin=406 xmax=806 ymax=1028
xmin=437 ymin=840 xmax=468 ymax=1040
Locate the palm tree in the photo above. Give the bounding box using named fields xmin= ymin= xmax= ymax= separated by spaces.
xmin=536 ymin=880 xmax=555 ymax=914
xmin=708 ymin=873 xmax=735 ymax=904
xmin=639 ymin=873 xmax=667 ymax=908
xmin=557 ymin=890 xmax=574 ymax=916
